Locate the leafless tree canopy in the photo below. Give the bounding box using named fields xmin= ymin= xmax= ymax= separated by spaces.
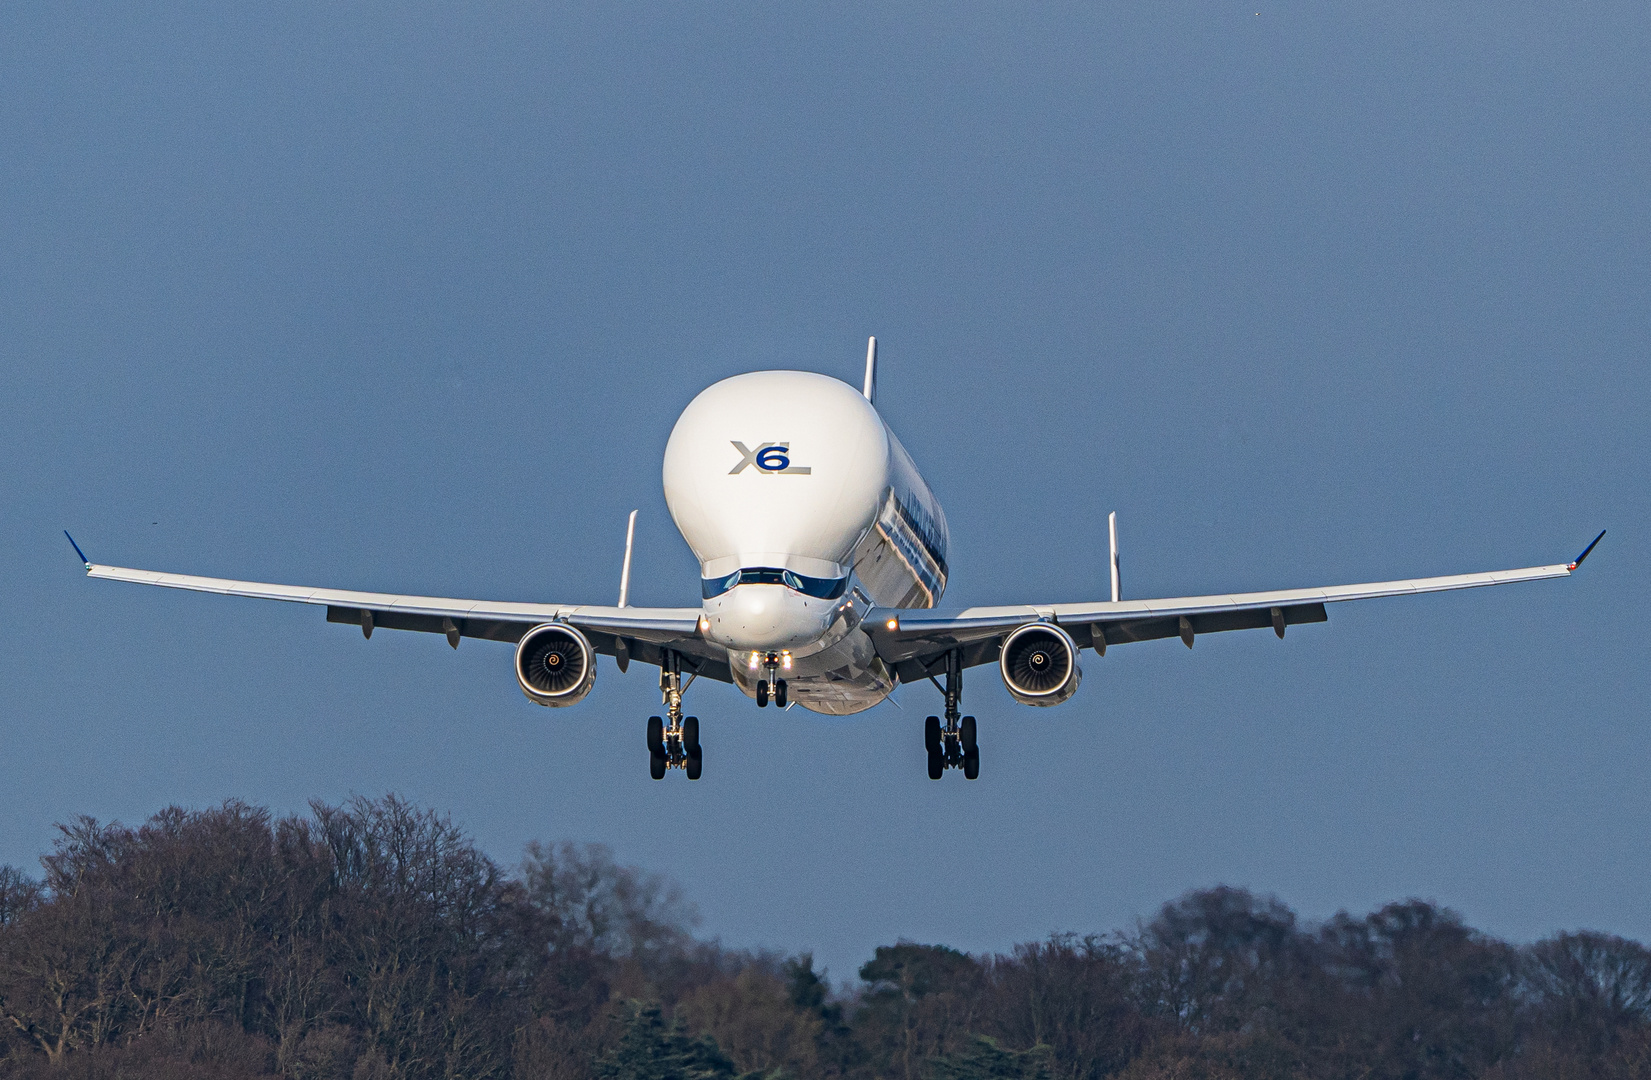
xmin=0 ymin=798 xmax=1644 ymax=1080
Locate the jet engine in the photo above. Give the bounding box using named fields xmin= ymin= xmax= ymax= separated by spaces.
xmin=515 ymin=623 xmax=596 ymax=707
xmin=999 ymin=622 xmax=1082 ymax=706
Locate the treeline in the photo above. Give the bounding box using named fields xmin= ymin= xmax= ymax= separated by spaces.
xmin=0 ymin=799 xmax=1647 ymax=1080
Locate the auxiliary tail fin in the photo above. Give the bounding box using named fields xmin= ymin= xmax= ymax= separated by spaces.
xmin=617 ymin=510 xmax=638 ymax=608
xmin=862 ymin=336 xmax=877 ymax=404
xmin=1108 ymin=512 xmax=1120 ymax=602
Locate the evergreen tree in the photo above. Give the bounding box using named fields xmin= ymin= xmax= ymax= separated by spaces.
xmin=925 ymin=1035 xmax=1052 ymax=1080
xmin=594 ymin=1002 xmax=743 ymax=1080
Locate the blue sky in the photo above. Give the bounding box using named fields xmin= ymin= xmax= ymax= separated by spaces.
xmin=2 ymin=2 xmax=1647 ymax=984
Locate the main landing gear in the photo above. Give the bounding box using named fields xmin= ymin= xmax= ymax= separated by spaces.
xmin=925 ymin=649 xmax=978 ymax=780
xmin=649 ymin=651 xmax=702 ymax=780
xmin=755 ymin=652 xmax=788 ymax=709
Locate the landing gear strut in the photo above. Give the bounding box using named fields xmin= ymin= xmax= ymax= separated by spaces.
xmin=925 ymin=649 xmax=978 ymax=780
xmin=649 ymin=650 xmax=702 ymax=780
xmin=755 ymin=653 xmax=788 ymax=709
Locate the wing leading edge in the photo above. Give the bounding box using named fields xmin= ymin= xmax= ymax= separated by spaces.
xmin=868 ymin=538 xmax=1599 ymax=682
xmin=70 ymin=529 xmax=1602 ymax=693
xmin=82 ymin=562 xmax=730 ymax=681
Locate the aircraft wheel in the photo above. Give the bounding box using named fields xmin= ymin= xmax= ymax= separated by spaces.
xmin=963 ymin=748 xmax=979 ymax=780
xmin=649 ymin=751 xmax=666 ymax=780
xmin=960 ymin=715 xmax=977 ymax=754
xmin=757 ymin=680 xmax=769 ymax=708
xmin=924 ymin=716 xmax=942 ymax=755
xmin=683 ymin=716 xmax=700 ymax=754
xmin=775 ymin=679 xmax=788 ymax=708
xmin=685 ymin=751 xmax=702 ymax=780
xmin=927 ymin=749 xmax=945 ymax=780
xmin=647 ymin=716 xmax=665 ymax=755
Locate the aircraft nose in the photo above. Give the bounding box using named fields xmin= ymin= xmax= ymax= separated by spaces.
xmin=702 ymin=585 xmax=831 ymax=651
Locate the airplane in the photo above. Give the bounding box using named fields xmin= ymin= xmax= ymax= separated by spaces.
xmin=66 ymin=339 xmax=1603 ymax=782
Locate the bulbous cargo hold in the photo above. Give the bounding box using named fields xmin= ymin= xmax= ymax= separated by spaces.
xmin=660 ymin=369 xmax=950 ymax=716
xmin=515 ymin=624 xmax=597 ymax=706
xmin=999 ymin=623 xmax=1082 ymax=706
xmin=663 ymin=370 xmax=949 ymax=613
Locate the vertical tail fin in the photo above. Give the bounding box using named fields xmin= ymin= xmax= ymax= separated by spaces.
xmin=862 ymin=337 xmax=877 ymax=403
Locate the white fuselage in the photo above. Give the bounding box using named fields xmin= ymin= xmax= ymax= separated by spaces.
xmin=663 ymin=371 xmax=949 ymax=714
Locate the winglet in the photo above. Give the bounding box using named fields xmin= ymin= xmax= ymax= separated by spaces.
xmin=1568 ymin=529 xmax=1606 ymax=571
xmin=63 ymin=530 xmax=91 ymax=570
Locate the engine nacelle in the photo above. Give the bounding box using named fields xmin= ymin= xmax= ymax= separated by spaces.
xmin=999 ymin=622 xmax=1082 ymax=706
xmin=515 ymin=623 xmax=597 ymax=707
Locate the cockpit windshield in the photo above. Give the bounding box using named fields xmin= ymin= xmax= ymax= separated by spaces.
xmin=701 ymin=567 xmax=848 ymax=600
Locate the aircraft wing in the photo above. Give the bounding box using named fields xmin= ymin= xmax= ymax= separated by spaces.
xmin=866 ymin=536 xmax=1601 ymax=683
xmin=79 ymin=560 xmax=731 ymax=681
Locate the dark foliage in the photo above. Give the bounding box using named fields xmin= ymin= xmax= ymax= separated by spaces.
xmin=594 ymin=1002 xmax=741 ymax=1080
xmin=926 ymin=1036 xmax=1050 ymax=1080
xmin=1 ymin=797 xmax=1646 ymax=1080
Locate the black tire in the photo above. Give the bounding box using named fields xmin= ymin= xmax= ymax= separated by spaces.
xmin=924 ymin=716 xmax=942 ymax=754
xmin=649 ymin=751 xmax=666 ymax=780
xmin=757 ymin=680 xmax=769 ymax=707
xmin=961 ymin=715 xmax=977 ymax=753
xmin=647 ymin=716 xmax=665 ymax=755
xmin=683 ymin=716 xmax=700 ymax=754
xmin=685 ymin=751 xmax=702 ymax=780
xmin=963 ymin=749 xmax=979 ymax=780
xmin=775 ymin=679 xmax=788 ymax=708
xmin=927 ymin=749 xmax=945 ymax=780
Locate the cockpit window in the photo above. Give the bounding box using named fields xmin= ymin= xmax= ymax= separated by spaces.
xmin=702 ymin=567 xmax=848 ymax=600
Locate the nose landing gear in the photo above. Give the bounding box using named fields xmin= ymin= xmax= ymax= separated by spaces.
xmin=648 ymin=651 xmax=702 ymax=780
xmin=924 ymin=649 xmax=978 ymax=780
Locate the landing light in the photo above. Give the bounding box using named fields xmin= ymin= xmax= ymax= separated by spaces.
xmin=886 ymin=618 xmax=899 ymax=631
xmin=781 ymin=652 xmax=793 ymax=670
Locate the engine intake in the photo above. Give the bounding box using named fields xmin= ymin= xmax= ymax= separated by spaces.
xmin=515 ymin=623 xmax=596 ymax=707
xmin=999 ymin=623 xmax=1082 ymax=706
